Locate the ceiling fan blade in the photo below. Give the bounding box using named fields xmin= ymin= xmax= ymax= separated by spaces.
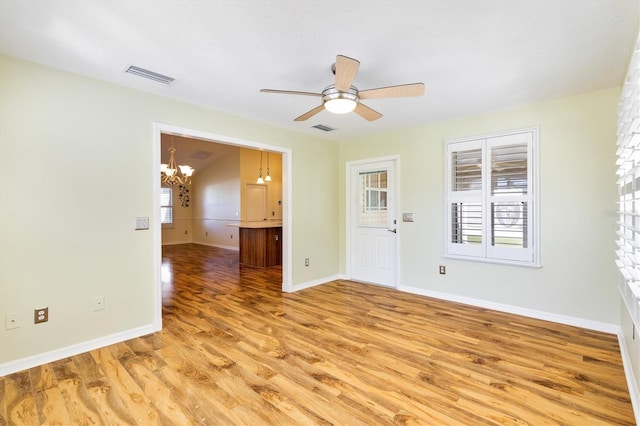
xmin=354 ymin=103 xmax=383 ymax=121
xmin=260 ymin=89 xmax=322 ymax=97
xmin=359 ymin=83 xmax=425 ymax=99
xmin=334 ymin=55 xmax=360 ymax=92
xmin=294 ymin=104 xmax=325 ymax=121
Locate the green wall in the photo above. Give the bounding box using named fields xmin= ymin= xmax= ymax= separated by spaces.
xmin=0 ymin=54 xmax=339 ymax=368
xmin=339 ymin=88 xmax=620 ymax=324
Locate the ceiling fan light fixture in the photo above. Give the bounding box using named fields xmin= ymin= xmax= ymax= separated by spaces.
xmin=322 ymin=86 xmax=359 ymax=114
xmin=325 ymin=98 xmax=357 ymax=114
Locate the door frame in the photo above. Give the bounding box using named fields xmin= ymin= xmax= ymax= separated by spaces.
xmin=346 ymin=155 xmax=401 ymax=288
xmin=152 ymin=123 xmax=293 ymax=322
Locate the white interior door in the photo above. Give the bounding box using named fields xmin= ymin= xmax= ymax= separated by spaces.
xmin=348 ymin=159 xmax=398 ymax=287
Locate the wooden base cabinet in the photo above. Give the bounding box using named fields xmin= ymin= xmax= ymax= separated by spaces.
xmin=239 ymin=226 xmax=282 ymax=267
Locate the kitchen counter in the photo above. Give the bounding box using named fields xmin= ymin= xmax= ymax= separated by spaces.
xmin=239 ymin=222 xmax=282 ymax=229
xmin=227 ymin=222 xmax=282 ymax=229
xmin=239 ymin=225 xmax=282 ymax=267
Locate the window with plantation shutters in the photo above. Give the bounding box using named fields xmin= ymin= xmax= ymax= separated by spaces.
xmin=445 ymin=129 xmax=539 ymax=265
xmin=616 ymin=33 xmax=640 ymax=330
xmin=160 ymin=187 xmax=173 ymax=225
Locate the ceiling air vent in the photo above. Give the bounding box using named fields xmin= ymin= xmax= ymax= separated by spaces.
xmin=124 ymin=65 xmax=176 ymax=86
xmin=312 ymin=124 xmax=335 ymax=132
xmin=191 ymin=151 xmax=213 ymax=160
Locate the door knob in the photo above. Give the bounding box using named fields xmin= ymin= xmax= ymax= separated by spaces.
xmin=388 ymin=228 xmax=397 ymax=233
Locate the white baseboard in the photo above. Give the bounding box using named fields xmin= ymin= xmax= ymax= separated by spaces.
xmin=291 ymin=274 xmax=343 ymax=292
xmin=618 ymin=332 xmax=640 ymax=424
xmin=191 ymin=241 xmax=239 ymax=251
xmin=0 ymin=322 xmax=160 ymax=377
xmin=398 ymin=284 xmax=620 ymax=334
xmin=161 ymin=241 xmax=192 ymax=246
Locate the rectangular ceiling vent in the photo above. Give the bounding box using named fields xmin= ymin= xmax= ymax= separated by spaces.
xmin=124 ymin=65 xmax=176 ymax=86
xmin=191 ymin=151 xmax=213 ymax=160
xmin=312 ymin=124 xmax=335 ymax=132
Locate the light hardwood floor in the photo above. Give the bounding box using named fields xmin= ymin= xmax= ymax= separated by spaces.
xmin=0 ymin=243 xmax=635 ymax=425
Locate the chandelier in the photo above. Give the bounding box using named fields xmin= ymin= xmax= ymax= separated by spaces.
xmin=161 ymin=142 xmax=195 ymax=186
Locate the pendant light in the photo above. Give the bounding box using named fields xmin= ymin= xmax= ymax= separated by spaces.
xmin=257 ymin=151 xmax=265 ymax=184
xmin=265 ymin=152 xmax=272 ymax=182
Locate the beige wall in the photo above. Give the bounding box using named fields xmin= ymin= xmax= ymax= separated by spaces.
xmin=170 ymin=147 xmax=284 ymax=249
xmin=239 ymin=148 xmax=283 ymax=223
xmin=0 ymin=54 xmax=339 ymax=370
xmin=191 ymin=148 xmax=241 ymax=249
xmin=340 ymin=88 xmax=620 ymax=325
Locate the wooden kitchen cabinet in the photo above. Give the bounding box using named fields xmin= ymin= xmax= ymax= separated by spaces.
xmin=239 ymin=225 xmax=282 ymax=267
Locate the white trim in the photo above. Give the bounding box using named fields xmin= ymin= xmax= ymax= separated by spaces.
xmin=153 ymin=123 xmax=293 ymax=292
xmin=161 ymin=241 xmax=193 ymax=246
xmin=618 ymin=331 xmax=640 ymax=424
xmin=398 ymin=284 xmax=620 ymax=333
xmin=346 ymin=155 xmax=401 ymax=288
xmin=164 ymin=241 xmax=240 ymax=251
xmin=0 ymin=323 xmax=160 ymax=377
xmin=443 ymin=253 xmax=542 ymax=268
xmin=443 ymin=127 xmax=540 ymax=266
xmin=290 ymin=274 xmax=343 ymax=292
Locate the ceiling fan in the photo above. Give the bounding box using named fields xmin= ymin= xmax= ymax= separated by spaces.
xmin=260 ymin=55 xmax=425 ymax=122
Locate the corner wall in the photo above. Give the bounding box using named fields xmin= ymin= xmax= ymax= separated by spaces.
xmin=339 ymin=88 xmax=620 ymax=326
xmin=0 ymin=54 xmax=339 ymax=373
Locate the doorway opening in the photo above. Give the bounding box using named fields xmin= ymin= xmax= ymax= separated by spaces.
xmin=152 ymin=123 xmax=293 ymax=325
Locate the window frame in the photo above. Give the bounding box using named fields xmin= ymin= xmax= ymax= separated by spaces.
xmin=160 ymin=186 xmax=174 ymax=228
xmin=616 ymin=33 xmax=640 ymax=330
xmin=443 ymin=127 xmax=540 ymax=267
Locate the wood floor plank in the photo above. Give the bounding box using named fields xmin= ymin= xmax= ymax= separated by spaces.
xmin=1 ymin=243 xmax=635 ymax=425
xmin=33 ymin=388 xmax=72 ymax=425
xmin=49 ymin=360 xmax=103 ymax=426
xmin=0 ymin=377 xmax=7 ymax=426
xmin=3 ymin=372 xmax=38 ymax=425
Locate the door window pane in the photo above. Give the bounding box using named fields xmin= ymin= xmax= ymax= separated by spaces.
xmin=359 ymin=170 xmax=388 ymax=226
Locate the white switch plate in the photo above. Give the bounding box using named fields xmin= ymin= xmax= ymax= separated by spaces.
xmin=134 ymin=217 xmax=149 ymax=230
xmin=402 ymin=213 xmax=414 ymax=222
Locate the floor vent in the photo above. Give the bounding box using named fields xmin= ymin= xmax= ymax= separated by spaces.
xmin=312 ymin=124 xmax=335 ymax=132
xmin=124 ymin=65 xmax=176 ymax=86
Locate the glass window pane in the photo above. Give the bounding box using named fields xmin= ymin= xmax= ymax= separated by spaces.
xmin=492 ymin=202 xmax=527 ymax=248
xmin=359 ymin=170 xmax=388 ymax=226
xmin=451 ymin=202 xmax=482 ymax=244
xmin=452 ymin=149 xmax=482 ymax=191
xmin=491 ymin=144 xmax=527 ymax=196
xmin=161 ymin=187 xmax=173 ymax=224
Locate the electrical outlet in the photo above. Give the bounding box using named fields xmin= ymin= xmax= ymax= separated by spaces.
xmin=305 ymin=258 xmax=310 ymax=267
xmin=5 ymin=313 xmax=20 ymax=330
xmin=94 ymin=296 xmax=105 ymax=311
xmin=34 ymin=307 xmax=48 ymax=324
xmin=439 ymin=265 xmax=446 ymax=275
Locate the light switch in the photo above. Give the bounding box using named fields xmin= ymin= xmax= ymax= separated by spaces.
xmin=134 ymin=217 xmax=149 ymax=230
xmin=402 ymin=213 xmax=414 ymax=222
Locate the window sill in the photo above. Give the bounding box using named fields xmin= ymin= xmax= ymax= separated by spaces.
xmin=442 ymin=253 xmax=542 ymax=268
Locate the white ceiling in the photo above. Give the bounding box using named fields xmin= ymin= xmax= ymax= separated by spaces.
xmin=0 ymin=1 xmax=637 ymax=142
